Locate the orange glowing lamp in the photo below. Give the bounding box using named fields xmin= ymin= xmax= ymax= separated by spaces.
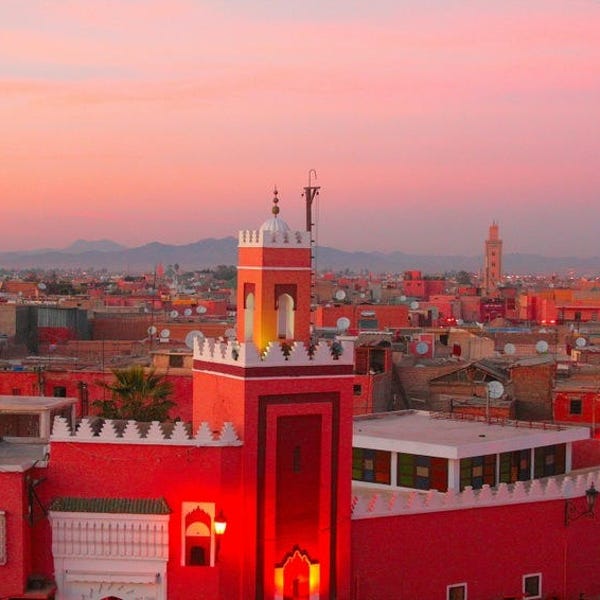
xmin=214 ymin=511 xmax=227 ymax=536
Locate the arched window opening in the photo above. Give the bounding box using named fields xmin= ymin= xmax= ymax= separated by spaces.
xmin=245 ymin=293 xmax=255 ymax=341
xmin=277 ymin=293 xmax=295 ymax=340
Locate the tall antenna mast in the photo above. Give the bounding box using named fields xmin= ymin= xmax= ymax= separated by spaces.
xmin=303 ymin=169 xmax=320 ymax=334
xmin=304 ymin=169 xmax=320 ymax=234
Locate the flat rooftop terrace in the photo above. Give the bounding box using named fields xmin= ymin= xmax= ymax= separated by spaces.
xmin=353 ymin=410 xmax=590 ymax=459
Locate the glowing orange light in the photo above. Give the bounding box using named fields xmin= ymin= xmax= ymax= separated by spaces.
xmin=214 ymin=511 xmax=227 ymax=536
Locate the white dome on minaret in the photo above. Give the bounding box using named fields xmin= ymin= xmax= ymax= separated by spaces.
xmin=259 ymin=188 xmax=291 ymax=233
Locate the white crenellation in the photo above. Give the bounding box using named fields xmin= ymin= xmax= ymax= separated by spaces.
xmin=194 ymin=337 xmax=354 ymax=368
xmin=194 ymin=421 xmax=216 ymax=444
xmin=51 ymin=416 xmax=242 ymax=447
xmin=352 ymin=470 xmax=600 ymax=519
xmin=74 ymin=418 xmax=96 ymax=439
xmin=238 ymin=228 xmax=311 ymax=248
xmin=98 ymin=420 xmax=119 ymax=441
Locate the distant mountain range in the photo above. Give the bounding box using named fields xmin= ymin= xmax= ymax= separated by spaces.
xmin=0 ymin=238 xmax=599 ymax=275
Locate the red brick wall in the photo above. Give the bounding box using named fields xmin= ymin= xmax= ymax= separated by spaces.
xmin=512 ymin=362 xmax=556 ymax=421
xmin=395 ymin=362 xmax=460 ymax=403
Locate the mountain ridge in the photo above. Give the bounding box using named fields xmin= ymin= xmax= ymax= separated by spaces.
xmin=0 ymin=238 xmax=598 ymax=275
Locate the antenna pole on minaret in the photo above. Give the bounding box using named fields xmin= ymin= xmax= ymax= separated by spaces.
xmin=303 ymin=170 xmax=320 ymax=338
xmin=303 ymin=169 xmax=320 ymax=233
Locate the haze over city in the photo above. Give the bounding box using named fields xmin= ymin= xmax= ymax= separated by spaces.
xmin=2 ymin=0 xmax=599 ymax=257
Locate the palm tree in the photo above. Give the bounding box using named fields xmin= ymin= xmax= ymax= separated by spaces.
xmin=93 ymin=365 xmax=175 ymax=422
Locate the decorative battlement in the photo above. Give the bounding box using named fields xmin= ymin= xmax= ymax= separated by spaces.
xmin=238 ymin=229 xmax=311 ymax=248
xmin=351 ymin=470 xmax=600 ymax=519
xmin=51 ymin=416 xmax=243 ymax=446
xmin=193 ymin=337 xmax=354 ymax=368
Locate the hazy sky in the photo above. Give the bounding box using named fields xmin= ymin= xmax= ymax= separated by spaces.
xmin=1 ymin=0 xmax=599 ymax=257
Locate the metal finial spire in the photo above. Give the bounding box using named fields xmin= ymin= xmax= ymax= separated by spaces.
xmin=272 ymin=187 xmax=280 ymax=217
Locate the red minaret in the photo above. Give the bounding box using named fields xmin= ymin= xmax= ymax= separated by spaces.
xmin=192 ymin=189 xmax=354 ymax=599
xmin=483 ymin=221 xmax=503 ymax=297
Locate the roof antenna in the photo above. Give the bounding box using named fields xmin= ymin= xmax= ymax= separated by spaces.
xmin=303 ymin=170 xmax=321 ymax=337
xmin=303 ymin=169 xmax=320 ymax=233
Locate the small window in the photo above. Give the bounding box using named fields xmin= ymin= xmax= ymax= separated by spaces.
xmin=523 ymin=573 xmax=541 ymax=599
xmin=447 ymin=583 xmax=467 ymax=600
xmin=11 ymin=388 xmax=21 ymax=396
xmin=169 ymin=354 xmax=184 ymax=368
xmin=353 ymin=384 xmax=362 ymax=396
xmin=53 ymin=386 xmax=67 ymax=397
xmin=293 ymin=446 xmax=301 ymax=473
xmin=569 ymin=399 xmax=582 ymax=415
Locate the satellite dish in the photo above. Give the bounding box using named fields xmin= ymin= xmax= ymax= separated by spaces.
xmin=37 ymin=282 xmax=47 ymax=290
xmin=416 ymin=341 xmax=429 ymax=355
xmin=196 ymin=305 xmax=207 ymax=314
xmin=184 ymin=308 xmax=193 ymax=317
xmin=504 ymin=343 xmax=516 ymax=355
xmin=535 ymin=340 xmax=549 ymax=354
xmin=334 ymin=289 xmax=347 ymax=301
xmin=184 ymin=330 xmax=204 ymax=349
xmin=575 ymin=337 xmax=587 ymax=348
xmin=360 ymin=293 xmax=366 ymax=298
xmin=225 ymin=328 xmax=236 ymax=339
xmin=410 ymin=301 xmax=419 ymax=310
xmin=487 ymin=380 xmax=505 ymax=399
xmin=400 ymin=295 xmax=407 ymax=302
xmin=147 ymin=325 xmax=157 ymax=335
xmin=160 ymin=328 xmax=170 ymax=338
xmin=336 ymin=317 xmax=351 ymax=332
xmin=170 ymin=310 xmax=179 ymax=319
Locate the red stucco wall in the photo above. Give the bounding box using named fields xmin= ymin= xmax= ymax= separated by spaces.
xmin=352 ymin=498 xmax=600 ymax=600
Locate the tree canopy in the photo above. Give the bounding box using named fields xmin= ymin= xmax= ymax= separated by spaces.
xmin=93 ymin=365 xmax=175 ymax=422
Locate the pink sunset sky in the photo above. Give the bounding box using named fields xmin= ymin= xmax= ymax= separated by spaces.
xmin=1 ymin=0 xmax=599 ymax=257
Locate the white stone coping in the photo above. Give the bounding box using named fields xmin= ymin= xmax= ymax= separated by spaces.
xmin=193 ymin=338 xmax=354 ymax=368
xmin=51 ymin=416 xmax=242 ymax=446
xmin=351 ymin=469 xmax=600 ymax=519
xmin=238 ymin=229 xmax=311 ymax=248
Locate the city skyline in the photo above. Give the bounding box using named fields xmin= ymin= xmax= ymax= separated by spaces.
xmin=2 ymin=0 xmax=599 ymax=257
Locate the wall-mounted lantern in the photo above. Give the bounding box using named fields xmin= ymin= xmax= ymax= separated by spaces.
xmin=214 ymin=511 xmax=227 ymax=561
xmin=565 ymin=483 xmax=598 ymax=526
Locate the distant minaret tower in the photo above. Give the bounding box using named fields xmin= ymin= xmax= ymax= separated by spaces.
xmin=483 ymin=221 xmax=502 ymax=297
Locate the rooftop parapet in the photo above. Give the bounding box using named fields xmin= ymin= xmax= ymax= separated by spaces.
xmin=352 ymin=469 xmax=599 ymax=519
xmin=238 ymin=228 xmax=311 ymax=248
xmin=193 ymin=337 xmax=354 ymax=368
xmin=51 ymin=416 xmax=242 ymax=446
